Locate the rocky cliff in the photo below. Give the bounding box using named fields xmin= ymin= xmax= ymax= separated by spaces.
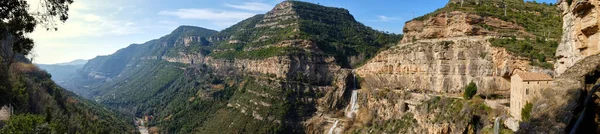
xmin=358 ymin=37 xmax=530 ymax=95
xmin=521 ymin=0 xmax=600 ymax=133
xmin=555 ymin=0 xmax=600 ymax=76
xmin=402 ymin=11 xmax=529 ymax=43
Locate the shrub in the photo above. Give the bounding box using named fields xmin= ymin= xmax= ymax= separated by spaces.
xmin=521 ymin=102 xmax=533 ymax=121
xmin=463 ymin=81 xmax=478 ymax=100
xmin=0 ymin=114 xmax=47 ymax=133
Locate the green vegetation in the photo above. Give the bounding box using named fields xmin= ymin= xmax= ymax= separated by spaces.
xmin=0 ymin=114 xmax=46 ymax=133
xmin=293 ymin=1 xmax=402 ymax=67
xmin=489 ymin=37 xmax=558 ymax=69
xmin=464 ymin=81 xmax=478 ymax=100
xmin=209 ymin=47 xmax=306 ymax=60
xmin=521 ymin=102 xmax=533 ymax=121
xmin=0 ymin=63 xmax=134 ymax=133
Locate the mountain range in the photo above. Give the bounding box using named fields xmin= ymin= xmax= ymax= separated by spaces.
xmin=26 ymin=0 xmax=587 ymax=133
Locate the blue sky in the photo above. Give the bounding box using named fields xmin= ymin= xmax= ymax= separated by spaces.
xmin=29 ymin=0 xmax=556 ymax=64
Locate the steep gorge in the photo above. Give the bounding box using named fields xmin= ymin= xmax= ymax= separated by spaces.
xmin=54 ymin=0 xmax=569 ymax=133
xmin=67 ymin=1 xmax=398 ymax=133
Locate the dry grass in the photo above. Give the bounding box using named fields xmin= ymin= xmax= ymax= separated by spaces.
xmin=212 ymin=84 xmax=225 ymax=90
xmin=66 ymin=97 xmax=79 ymax=104
xmin=333 ymin=110 xmax=344 ymax=118
xmin=11 ymin=62 xmax=41 ymax=73
xmin=355 ymin=107 xmax=374 ymax=127
xmin=148 ymin=127 xmax=160 ymax=134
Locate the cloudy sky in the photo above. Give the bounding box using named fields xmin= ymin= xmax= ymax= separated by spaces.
xmin=28 ymin=0 xmax=556 ymax=64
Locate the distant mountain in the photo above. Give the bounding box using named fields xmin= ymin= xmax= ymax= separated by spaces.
xmin=56 ymin=59 xmax=88 ymax=65
xmin=36 ymin=59 xmax=88 ymax=88
xmin=66 ymin=1 xmax=401 ymax=133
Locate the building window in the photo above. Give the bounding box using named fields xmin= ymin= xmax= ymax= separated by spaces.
xmin=526 ymin=89 xmax=529 ymax=95
xmin=537 ymin=82 xmax=540 ymax=84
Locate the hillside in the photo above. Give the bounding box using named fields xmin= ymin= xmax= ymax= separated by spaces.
xmin=64 ymin=1 xmax=402 ymax=133
xmin=0 ymin=59 xmax=134 ymax=133
xmin=209 ymin=1 xmax=401 ymax=68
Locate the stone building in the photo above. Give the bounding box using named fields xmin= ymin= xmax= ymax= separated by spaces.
xmin=510 ymin=72 xmax=553 ymax=120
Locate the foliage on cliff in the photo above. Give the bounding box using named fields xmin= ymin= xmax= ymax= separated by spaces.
xmin=489 ymin=37 xmax=557 ymax=69
xmin=464 ymin=81 xmax=478 ymax=99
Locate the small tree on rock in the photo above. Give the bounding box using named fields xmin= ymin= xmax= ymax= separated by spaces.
xmin=521 ymin=102 xmax=533 ymax=121
xmin=463 ymin=81 xmax=477 ymax=100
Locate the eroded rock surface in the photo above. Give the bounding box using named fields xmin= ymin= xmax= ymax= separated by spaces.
xmin=358 ymin=37 xmax=531 ymax=95
xmin=556 ymin=0 xmax=600 ymax=76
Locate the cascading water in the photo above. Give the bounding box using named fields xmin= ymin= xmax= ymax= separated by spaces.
xmin=327 ymin=71 xmax=359 ymax=134
xmin=327 ymin=120 xmax=339 ymax=134
xmin=346 ymin=71 xmax=359 ymax=118
xmin=346 ymin=90 xmax=358 ymax=118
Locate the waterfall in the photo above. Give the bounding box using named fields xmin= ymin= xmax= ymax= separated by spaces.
xmin=493 ymin=117 xmax=500 ymax=134
xmin=346 ymin=70 xmax=359 ymax=118
xmin=327 ymin=120 xmax=339 ymax=134
xmin=346 ymin=90 xmax=359 ymax=118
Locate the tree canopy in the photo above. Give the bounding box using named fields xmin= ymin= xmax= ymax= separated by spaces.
xmin=0 ymin=0 xmax=73 ymax=65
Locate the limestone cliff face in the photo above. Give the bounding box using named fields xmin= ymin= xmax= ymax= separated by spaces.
xmin=162 ymin=52 xmax=205 ymax=64
xmin=401 ymin=11 xmax=528 ymax=43
xmin=358 ymin=37 xmax=531 ymax=94
xmin=204 ymin=54 xmax=340 ymax=85
xmin=555 ymin=0 xmax=600 ymax=76
xmin=520 ymin=0 xmax=600 ymax=133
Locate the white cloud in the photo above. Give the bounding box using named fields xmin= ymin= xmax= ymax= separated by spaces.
xmin=377 ymin=15 xmax=401 ymax=22
xmin=30 ymin=14 xmax=140 ymax=39
xmin=158 ymin=20 xmax=179 ymax=25
xmin=82 ymin=14 xmax=101 ymax=22
xmin=224 ymin=2 xmax=272 ymax=12
xmin=159 ymin=8 xmax=256 ymax=21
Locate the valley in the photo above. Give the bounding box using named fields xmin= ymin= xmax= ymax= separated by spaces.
xmin=10 ymin=0 xmax=600 ymax=133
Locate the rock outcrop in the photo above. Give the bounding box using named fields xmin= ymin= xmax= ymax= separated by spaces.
xmin=521 ymin=0 xmax=600 ymax=133
xmin=555 ymin=0 xmax=600 ymax=76
xmin=402 ymin=11 xmax=529 ymax=43
xmin=358 ymin=37 xmax=531 ymax=94
xmin=0 ymin=105 xmax=11 ymax=121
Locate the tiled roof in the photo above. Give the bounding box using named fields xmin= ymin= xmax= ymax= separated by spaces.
xmin=515 ymin=72 xmax=553 ymax=81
